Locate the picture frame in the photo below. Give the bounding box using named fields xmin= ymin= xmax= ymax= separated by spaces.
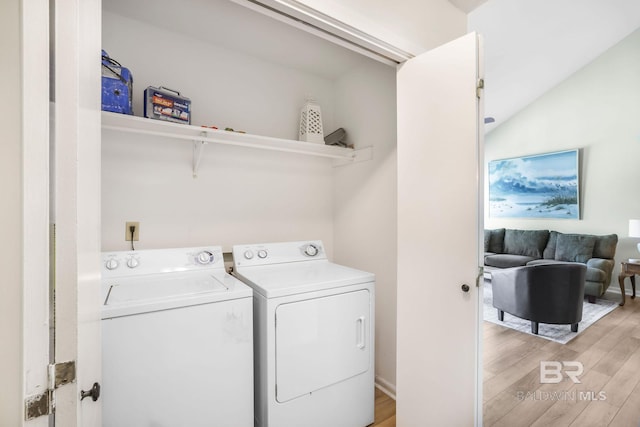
xmin=488 ymin=149 xmax=580 ymax=219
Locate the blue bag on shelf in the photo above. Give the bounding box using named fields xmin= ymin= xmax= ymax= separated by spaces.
xmin=101 ymin=50 xmax=133 ymax=115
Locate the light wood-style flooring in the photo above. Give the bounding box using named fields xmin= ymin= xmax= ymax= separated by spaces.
xmin=484 ymin=294 xmax=640 ymax=426
xmin=371 ymin=387 xmax=396 ymax=426
xmin=369 ymin=296 xmax=639 ymax=426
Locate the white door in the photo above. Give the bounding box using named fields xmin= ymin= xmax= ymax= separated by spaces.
xmin=396 ymin=32 xmax=484 ymax=426
xmin=51 ymin=0 xmax=102 ymax=425
xmin=275 ymin=290 xmax=371 ymax=402
xmin=15 ymin=0 xmax=101 ymax=425
xmin=20 ymin=1 xmax=52 ymax=426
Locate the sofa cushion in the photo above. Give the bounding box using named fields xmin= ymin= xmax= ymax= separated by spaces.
xmin=592 ymin=234 xmax=618 ymax=259
xmin=485 ymin=228 xmax=505 ymax=253
xmin=503 ymin=229 xmax=549 ymax=258
xmin=555 ymin=233 xmax=596 ymax=263
xmin=526 ymin=259 xmax=605 ymax=283
xmin=543 ymin=231 xmax=558 ymax=259
xmin=485 ymin=254 xmax=537 ymax=269
xmin=526 ymin=259 xmax=576 ymax=267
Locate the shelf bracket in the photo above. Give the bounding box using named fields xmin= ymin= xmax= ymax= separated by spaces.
xmin=332 ymin=146 xmax=373 ymax=167
xmin=193 ymin=132 xmax=208 ymax=178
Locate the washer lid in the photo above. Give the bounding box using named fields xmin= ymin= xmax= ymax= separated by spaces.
xmin=101 ymin=270 xmax=252 ymax=319
xmin=234 ymin=260 xmax=374 ymax=298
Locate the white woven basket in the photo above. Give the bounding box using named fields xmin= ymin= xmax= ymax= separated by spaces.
xmin=299 ymin=99 xmax=324 ymax=144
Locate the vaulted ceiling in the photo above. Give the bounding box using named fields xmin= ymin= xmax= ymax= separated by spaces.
xmin=465 ymin=0 xmax=640 ymax=130
xmin=448 ymin=0 xmax=488 ymax=14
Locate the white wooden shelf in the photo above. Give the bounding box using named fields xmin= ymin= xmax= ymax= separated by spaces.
xmin=101 ymin=112 xmax=372 ymax=177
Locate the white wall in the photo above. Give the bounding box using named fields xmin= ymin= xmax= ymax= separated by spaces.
xmin=333 ymin=62 xmax=398 ymax=392
xmin=102 ymin=12 xmax=340 ymax=252
xmin=485 ymin=28 xmax=640 ymax=292
xmin=103 ymin=11 xmax=338 ymax=141
xmin=0 ymin=0 xmax=23 ymax=424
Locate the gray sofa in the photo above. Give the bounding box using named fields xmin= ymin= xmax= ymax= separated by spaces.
xmin=484 ymin=228 xmax=618 ymax=302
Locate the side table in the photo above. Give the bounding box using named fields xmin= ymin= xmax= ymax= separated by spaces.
xmin=618 ymin=260 xmax=640 ymax=306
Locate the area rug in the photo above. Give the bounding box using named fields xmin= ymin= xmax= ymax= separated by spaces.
xmin=483 ymin=281 xmax=618 ymax=344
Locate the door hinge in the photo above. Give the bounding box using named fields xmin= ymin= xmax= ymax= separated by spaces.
xmin=476 ymin=266 xmax=485 ymax=287
xmin=24 ymin=361 xmax=76 ymax=420
xmin=476 ymin=79 xmax=484 ymax=98
xmin=50 ymin=360 xmax=77 ymax=389
xmin=25 ymin=391 xmax=52 ymax=420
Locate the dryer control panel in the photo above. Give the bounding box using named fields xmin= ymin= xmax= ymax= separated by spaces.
xmin=232 ymin=241 xmax=326 ymax=267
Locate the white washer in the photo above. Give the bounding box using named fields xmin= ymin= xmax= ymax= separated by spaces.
xmin=232 ymin=241 xmax=375 ymax=427
xmin=101 ymin=246 xmax=253 ymax=427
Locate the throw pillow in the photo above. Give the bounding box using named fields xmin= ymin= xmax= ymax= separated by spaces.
xmin=487 ymin=228 xmax=505 ymax=253
xmin=503 ymin=229 xmax=549 ymax=258
xmin=484 ymin=230 xmax=491 ymax=252
xmin=592 ymin=234 xmax=618 ymax=259
xmin=543 ymin=230 xmax=558 ymax=259
xmin=555 ymin=233 xmax=596 ymax=263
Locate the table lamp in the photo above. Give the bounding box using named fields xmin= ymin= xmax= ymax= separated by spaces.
xmin=629 ymin=219 xmax=640 ymax=262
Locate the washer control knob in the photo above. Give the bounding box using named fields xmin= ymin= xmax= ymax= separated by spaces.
xmin=304 ymin=244 xmax=319 ymax=257
xmin=244 ymin=250 xmax=254 ymax=260
xmin=197 ymin=251 xmax=214 ymax=265
xmin=105 ymin=259 xmax=119 ymax=270
xmin=257 ymin=249 xmax=268 ymax=259
xmin=126 ymin=258 xmax=139 ymax=269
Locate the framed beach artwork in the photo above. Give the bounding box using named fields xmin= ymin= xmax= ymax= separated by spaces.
xmin=488 ymin=149 xmax=580 ymax=219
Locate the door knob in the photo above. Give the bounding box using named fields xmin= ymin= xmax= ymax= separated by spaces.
xmin=80 ymin=382 xmax=101 ymax=402
xmin=461 ymin=284 xmax=470 ymax=293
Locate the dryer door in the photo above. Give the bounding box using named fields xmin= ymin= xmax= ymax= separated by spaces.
xmin=275 ymin=289 xmax=371 ymax=402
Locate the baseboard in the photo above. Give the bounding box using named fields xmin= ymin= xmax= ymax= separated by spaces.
xmin=375 ymin=376 xmax=396 ymax=400
xmin=605 ymin=288 xmax=622 ymax=296
xmin=603 ymin=287 xmax=633 ymax=301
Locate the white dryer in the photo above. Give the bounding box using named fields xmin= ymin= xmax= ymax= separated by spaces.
xmin=232 ymin=241 xmax=375 ymax=427
xmin=101 ymin=246 xmax=253 ymax=427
